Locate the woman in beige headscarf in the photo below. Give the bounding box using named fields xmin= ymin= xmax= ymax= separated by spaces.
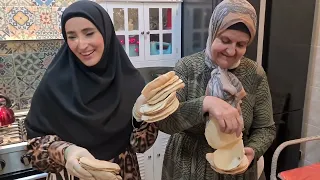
xmin=155 ymin=0 xmax=276 ymax=179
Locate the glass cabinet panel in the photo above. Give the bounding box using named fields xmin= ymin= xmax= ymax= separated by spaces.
xmin=113 ymin=8 xmax=124 ymax=31
xmin=128 ymin=8 xmax=139 ymax=31
xmin=149 ymin=8 xmax=159 ymax=30
xmin=163 ymin=33 xmax=172 ymax=55
xmin=162 ymin=8 xmax=172 ymax=30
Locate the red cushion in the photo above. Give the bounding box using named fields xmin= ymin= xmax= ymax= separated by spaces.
xmin=278 ymin=163 xmax=320 ymax=180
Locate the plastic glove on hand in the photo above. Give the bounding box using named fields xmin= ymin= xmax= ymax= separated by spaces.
xmin=64 ymin=145 xmax=95 ymax=180
xmin=79 ymin=157 xmax=122 ymax=180
xmin=132 ymin=94 xmax=147 ymax=122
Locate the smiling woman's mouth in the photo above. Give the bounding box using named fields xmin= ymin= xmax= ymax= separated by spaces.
xmin=81 ymin=50 xmax=95 ymax=56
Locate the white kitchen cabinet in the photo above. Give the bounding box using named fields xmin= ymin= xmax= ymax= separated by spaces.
xmin=153 ymin=131 xmax=171 ymax=180
xmin=137 ymin=147 xmax=154 ymax=180
xmin=99 ymin=1 xmax=182 ymax=68
xmin=136 ymin=131 xmax=171 ymax=180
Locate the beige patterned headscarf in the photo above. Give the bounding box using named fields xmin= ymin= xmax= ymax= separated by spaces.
xmin=205 ymin=0 xmax=257 ymax=68
xmin=205 ymin=0 xmax=257 ymax=110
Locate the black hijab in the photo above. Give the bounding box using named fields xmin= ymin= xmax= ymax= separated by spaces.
xmin=25 ymin=0 xmax=145 ymax=160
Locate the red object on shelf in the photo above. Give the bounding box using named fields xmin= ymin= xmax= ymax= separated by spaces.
xmin=278 ymin=163 xmax=320 ymax=180
xmin=167 ymin=9 xmax=172 ymax=29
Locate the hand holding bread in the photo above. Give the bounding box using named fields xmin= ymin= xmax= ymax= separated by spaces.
xmin=79 ymin=157 xmax=122 ymax=180
xmin=133 ymin=71 xmax=185 ymax=123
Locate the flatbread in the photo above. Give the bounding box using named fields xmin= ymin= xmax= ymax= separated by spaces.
xmin=142 ymin=97 xmax=179 ymax=122
xmin=147 ymin=80 xmax=185 ymax=105
xmin=205 ymin=118 xmax=242 ymax=149
xmin=210 ymin=156 xmax=249 ymax=175
xmin=145 ymin=75 xmax=179 ymax=100
xmin=79 ymin=157 xmax=120 ymax=172
xmin=140 ymin=92 xmax=176 ymax=115
xmin=141 ymin=71 xmax=175 ymax=99
xmin=206 ymin=139 xmax=245 ymax=171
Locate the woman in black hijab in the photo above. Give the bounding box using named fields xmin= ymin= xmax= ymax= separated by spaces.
xmin=25 ymin=1 xmax=158 ymax=180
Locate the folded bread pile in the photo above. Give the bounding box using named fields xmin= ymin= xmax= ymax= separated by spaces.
xmin=133 ymin=71 xmax=185 ymax=123
xmin=79 ymin=157 xmax=122 ymax=180
xmin=205 ymin=119 xmax=249 ymax=175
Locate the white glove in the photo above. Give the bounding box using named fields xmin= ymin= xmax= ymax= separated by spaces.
xmin=132 ymin=95 xmax=147 ymax=122
xmin=64 ymin=145 xmax=95 ymax=180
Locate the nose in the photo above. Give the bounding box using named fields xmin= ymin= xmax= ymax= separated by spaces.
xmin=226 ymin=44 xmax=236 ymax=56
xmin=77 ymin=37 xmax=88 ymax=51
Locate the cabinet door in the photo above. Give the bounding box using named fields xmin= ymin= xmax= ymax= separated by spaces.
xmin=106 ymin=3 xmax=145 ymax=63
xmin=153 ymin=131 xmax=171 ymax=180
xmin=143 ymin=3 xmax=181 ymax=62
xmin=137 ymin=147 xmax=154 ymax=180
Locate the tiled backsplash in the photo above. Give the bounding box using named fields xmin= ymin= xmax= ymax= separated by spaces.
xmin=0 ymin=40 xmax=63 ymax=110
xmin=0 ymin=1 xmax=75 ymax=40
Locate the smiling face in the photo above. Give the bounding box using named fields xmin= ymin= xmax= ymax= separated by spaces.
xmin=65 ymin=17 xmax=104 ymax=67
xmin=211 ymin=29 xmax=250 ymax=69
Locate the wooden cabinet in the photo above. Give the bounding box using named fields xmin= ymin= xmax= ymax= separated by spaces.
xmin=99 ymin=1 xmax=182 ymax=68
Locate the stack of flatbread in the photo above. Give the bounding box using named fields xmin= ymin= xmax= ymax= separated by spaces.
xmin=79 ymin=157 xmax=122 ymax=180
xmin=133 ymin=71 xmax=185 ymax=123
xmin=205 ymin=119 xmax=249 ymax=175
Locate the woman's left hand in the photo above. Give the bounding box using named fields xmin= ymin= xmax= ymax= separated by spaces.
xmin=133 ymin=95 xmax=147 ymax=121
xmin=244 ymin=147 xmax=255 ymax=165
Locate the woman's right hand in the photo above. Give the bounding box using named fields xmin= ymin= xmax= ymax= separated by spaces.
xmin=203 ymin=96 xmax=243 ymax=137
xmin=64 ymin=145 xmax=95 ymax=180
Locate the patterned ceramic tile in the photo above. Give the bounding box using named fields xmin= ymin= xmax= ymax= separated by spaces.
xmin=34 ymin=5 xmax=62 ymax=39
xmin=0 ymin=42 xmax=25 ymax=54
xmin=24 ymin=40 xmax=62 ymax=53
xmin=6 ymin=6 xmax=38 ymax=40
xmin=0 ymin=55 xmax=14 ymax=76
xmin=35 ymin=6 xmax=54 ymax=29
xmin=19 ymin=97 xmax=32 ymax=109
xmin=6 ymin=6 xmax=36 ymax=30
xmin=0 ymin=0 xmax=74 ymax=40
xmin=32 ymin=0 xmax=55 ymax=6
xmin=19 ymin=0 xmax=34 ymax=6
xmin=0 ymin=0 xmax=19 ymax=6
xmin=0 ymin=76 xmax=18 ymax=100
xmin=51 ymin=6 xmax=65 ymax=29
xmin=14 ymin=53 xmax=46 ymax=76
xmin=0 ymin=6 xmax=9 ymax=40
xmin=16 ymin=75 xmax=41 ymax=97
xmin=53 ymin=0 xmax=74 ymax=7
xmin=40 ymin=51 xmax=56 ymax=69
xmin=37 ymin=40 xmax=62 ymax=52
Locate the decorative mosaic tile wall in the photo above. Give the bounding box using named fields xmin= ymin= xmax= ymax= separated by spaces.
xmin=0 ymin=40 xmax=64 ymax=110
xmin=0 ymin=0 xmax=76 ymax=40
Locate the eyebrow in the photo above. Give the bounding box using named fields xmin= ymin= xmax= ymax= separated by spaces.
xmin=219 ymin=35 xmax=249 ymax=44
xmin=66 ymin=27 xmax=95 ymax=35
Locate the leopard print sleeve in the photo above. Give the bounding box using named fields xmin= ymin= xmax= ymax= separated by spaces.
xmin=27 ymin=135 xmax=73 ymax=173
xmin=130 ymin=120 xmax=158 ymax=153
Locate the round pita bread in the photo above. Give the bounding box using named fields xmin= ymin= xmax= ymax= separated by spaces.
xmin=209 ymin=140 xmax=245 ymax=171
xmin=205 ymin=118 xmax=242 ymax=149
